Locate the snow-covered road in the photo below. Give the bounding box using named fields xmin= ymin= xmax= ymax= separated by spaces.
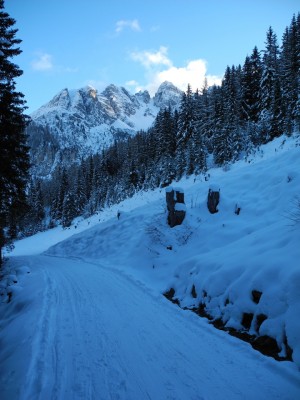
xmin=1 ymin=255 xmax=299 ymax=400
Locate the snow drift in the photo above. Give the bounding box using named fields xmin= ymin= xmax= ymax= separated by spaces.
xmin=43 ymin=134 xmax=300 ymax=367
xmin=1 ymin=134 xmax=300 ymax=399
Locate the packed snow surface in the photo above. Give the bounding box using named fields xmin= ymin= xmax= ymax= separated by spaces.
xmin=1 ymin=135 xmax=300 ymax=399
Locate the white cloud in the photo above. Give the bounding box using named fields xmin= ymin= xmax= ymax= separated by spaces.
xmin=115 ymin=19 xmax=141 ymax=34
xmin=125 ymin=80 xmax=139 ymax=87
xmin=156 ymin=59 xmax=222 ymax=93
xmin=130 ymin=46 xmax=172 ymax=69
xmin=129 ymin=46 xmax=222 ymax=95
xmin=31 ymin=53 xmax=53 ymax=71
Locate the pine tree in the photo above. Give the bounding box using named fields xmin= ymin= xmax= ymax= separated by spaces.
xmin=0 ymin=0 xmax=30 ymax=263
xmin=280 ymin=14 xmax=300 ymax=133
xmin=30 ymin=180 xmax=45 ymax=228
xmin=259 ymin=26 xmax=283 ymax=140
xmin=50 ymin=167 xmax=69 ymax=223
xmin=74 ymin=168 xmax=87 ymax=215
xmin=62 ymin=191 xmax=76 ymax=228
xmin=177 ymin=84 xmax=195 ymax=146
xmin=222 ymin=65 xmax=243 ymax=128
xmin=241 ymin=47 xmax=262 ymax=123
xmin=206 ymin=85 xmax=223 ymax=153
xmin=212 ymin=126 xmax=234 ymax=166
xmin=174 ymin=84 xmax=196 ymax=179
xmin=184 ymin=89 xmax=207 ymax=175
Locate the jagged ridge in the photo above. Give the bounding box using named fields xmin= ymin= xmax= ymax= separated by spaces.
xmin=27 ymin=82 xmax=182 ymax=177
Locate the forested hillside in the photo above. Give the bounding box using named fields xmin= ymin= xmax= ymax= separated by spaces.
xmin=18 ymin=13 xmax=300 ymax=236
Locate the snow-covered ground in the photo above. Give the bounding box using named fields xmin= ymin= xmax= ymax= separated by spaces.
xmin=1 ymin=134 xmax=300 ymax=399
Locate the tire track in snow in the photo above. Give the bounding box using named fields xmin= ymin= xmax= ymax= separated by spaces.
xmin=22 ymin=263 xmax=58 ymax=400
xmin=13 ymin=255 xmax=300 ymax=399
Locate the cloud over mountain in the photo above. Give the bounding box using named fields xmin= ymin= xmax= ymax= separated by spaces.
xmin=129 ymin=46 xmax=222 ymax=95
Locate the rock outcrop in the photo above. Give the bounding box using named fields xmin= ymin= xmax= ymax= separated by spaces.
xmin=166 ymin=187 xmax=186 ymax=227
xmin=207 ymin=185 xmax=220 ymax=214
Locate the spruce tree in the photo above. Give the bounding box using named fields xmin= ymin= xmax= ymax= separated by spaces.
xmin=29 ymin=179 xmax=45 ymax=229
xmin=177 ymin=84 xmax=195 ymax=146
xmin=0 ymin=0 xmax=30 ymax=264
xmin=259 ymin=26 xmax=283 ymax=140
xmin=280 ymin=14 xmax=300 ymax=133
xmin=62 ymin=191 xmax=76 ymax=228
xmin=241 ymin=47 xmax=262 ymax=123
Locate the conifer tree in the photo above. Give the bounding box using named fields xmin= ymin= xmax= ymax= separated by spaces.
xmin=259 ymin=26 xmax=283 ymax=140
xmin=241 ymin=47 xmax=262 ymax=123
xmin=74 ymin=168 xmax=87 ymax=215
xmin=280 ymin=14 xmax=300 ymax=133
xmin=0 ymin=0 xmax=30 ymax=263
xmin=206 ymin=85 xmax=223 ymax=153
xmin=62 ymin=191 xmax=76 ymax=228
xmin=177 ymin=84 xmax=195 ymax=146
xmin=30 ymin=180 xmax=45 ymax=227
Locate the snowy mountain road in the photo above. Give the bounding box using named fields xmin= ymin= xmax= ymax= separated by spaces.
xmin=1 ymin=255 xmax=299 ymax=400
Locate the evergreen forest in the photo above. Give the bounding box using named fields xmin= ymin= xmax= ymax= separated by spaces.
xmin=2 ymin=7 xmax=300 ymax=241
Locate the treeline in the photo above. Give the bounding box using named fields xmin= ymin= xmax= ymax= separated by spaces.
xmin=21 ymin=14 xmax=300 ymax=234
xmin=0 ymin=0 xmax=30 ymax=261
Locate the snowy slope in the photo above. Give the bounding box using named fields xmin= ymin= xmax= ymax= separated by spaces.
xmin=1 ymin=256 xmax=299 ymax=400
xmin=1 ymin=134 xmax=300 ymax=398
xmin=43 ymin=134 xmax=300 ymax=363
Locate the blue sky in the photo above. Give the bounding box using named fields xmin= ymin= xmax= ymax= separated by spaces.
xmin=6 ymin=0 xmax=300 ymax=113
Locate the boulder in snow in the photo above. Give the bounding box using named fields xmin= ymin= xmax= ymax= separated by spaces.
xmin=166 ymin=186 xmax=186 ymax=227
xmin=207 ymin=186 xmax=220 ymax=214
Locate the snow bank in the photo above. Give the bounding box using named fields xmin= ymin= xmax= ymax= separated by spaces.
xmin=7 ymin=134 xmax=300 ymax=368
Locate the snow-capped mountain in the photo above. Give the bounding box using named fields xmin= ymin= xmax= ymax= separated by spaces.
xmin=153 ymin=80 xmax=183 ymax=109
xmin=27 ymin=81 xmax=182 ymax=177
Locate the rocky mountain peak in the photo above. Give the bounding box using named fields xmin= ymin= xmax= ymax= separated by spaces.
xmin=45 ymin=88 xmax=71 ymax=109
xmin=28 ymin=81 xmax=182 ymax=177
xmin=153 ymin=81 xmax=183 ymax=109
xmin=135 ymin=90 xmax=151 ymax=104
xmin=101 ymin=84 xmax=140 ymax=118
xmin=86 ymin=85 xmax=97 ymax=99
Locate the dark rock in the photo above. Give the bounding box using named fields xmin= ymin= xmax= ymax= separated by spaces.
xmin=172 ymin=205 xmax=186 ymax=227
xmin=163 ymin=294 xmax=293 ymax=363
xmin=175 ymin=190 xmax=184 ymax=204
xmin=227 ymin=328 xmax=256 ymax=343
xmin=207 ymin=187 xmax=220 ymax=214
xmin=7 ymin=290 xmax=12 ymax=303
xmin=252 ymin=335 xmax=280 ymax=357
xmin=212 ymin=318 xmax=224 ymax=329
xmin=255 ymin=314 xmax=268 ymax=332
xmin=191 ymin=284 xmax=197 ymax=299
xmin=166 ymin=186 xmax=186 ymax=227
xmin=235 ymin=204 xmax=241 ymax=215
xmin=252 ymin=290 xmax=262 ymax=304
xmin=166 ymin=187 xmax=175 ymax=212
xmin=195 ymin=302 xmax=212 ymax=319
xmin=163 ymin=288 xmax=179 ymax=305
xmin=241 ymin=312 xmax=254 ymax=330
xmin=283 ymin=335 xmax=293 ymax=360
xmin=163 ymin=287 xmax=175 ymax=300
